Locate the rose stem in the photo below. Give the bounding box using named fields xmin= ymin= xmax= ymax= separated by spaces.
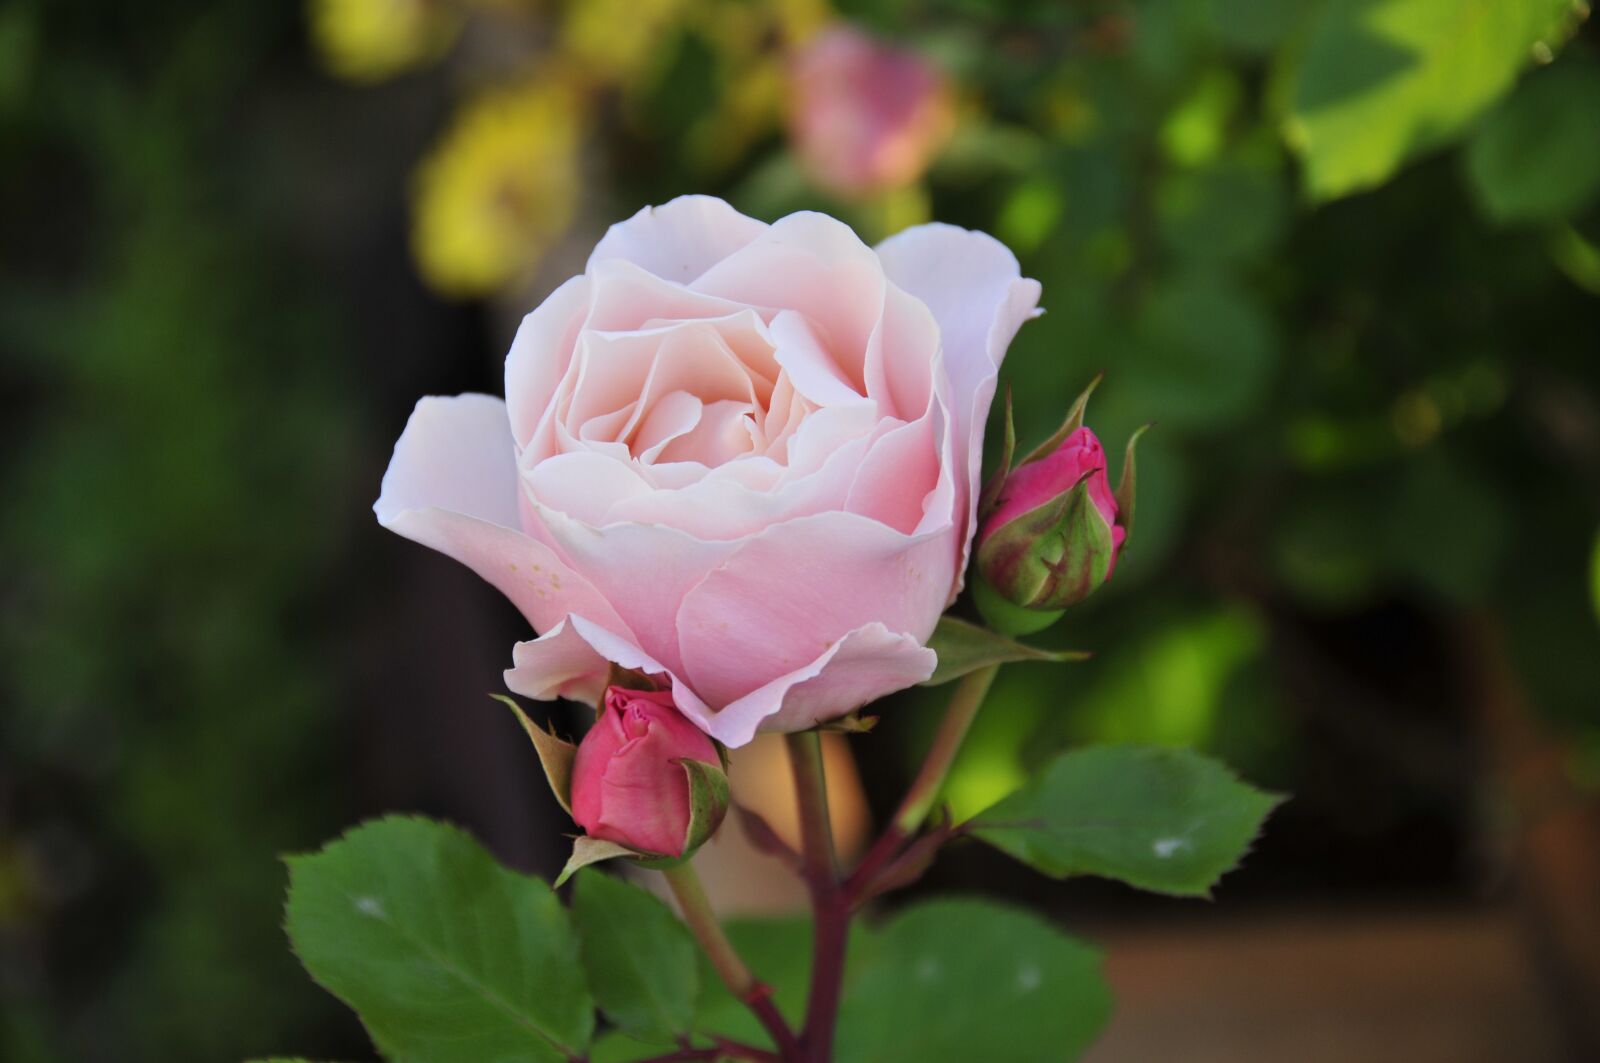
xmin=846 ymin=663 xmax=1000 ymax=905
xmin=660 ymin=862 xmax=804 ymax=1062
xmin=784 ymin=731 xmax=847 ymax=1063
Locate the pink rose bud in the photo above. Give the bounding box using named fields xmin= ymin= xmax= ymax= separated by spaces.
xmin=788 ymin=25 xmax=956 ymax=199
xmin=976 ymin=426 xmax=1127 ymax=619
xmin=570 ymin=686 xmax=725 ymax=857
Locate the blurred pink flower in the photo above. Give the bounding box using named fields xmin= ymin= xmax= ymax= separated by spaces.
xmin=789 ymin=26 xmax=956 ymax=199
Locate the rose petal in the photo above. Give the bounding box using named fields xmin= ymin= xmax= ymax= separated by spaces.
xmin=588 ymin=195 xmax=768 ymax=284
xmin=505 ymin=276 xmax=592 ymax=448
xmin=681 ymin=623 xmax=937 ymax=746
xmin=875 ymin=223 xmax=1042 ymax=586
xmin=694 ymin=211 xmax=887 ymax=390
xmin=676 ymin=511 xmax=957 ymax=707
xmin=503 ymin=616 xmax=612 ymax=705
xmin=374 ymin=395 xmax=630 ymax=637
xmin=530 ymin=502 xmax=739 ymax=675
xmin=506 ymin=614 xmax=716 ymax=720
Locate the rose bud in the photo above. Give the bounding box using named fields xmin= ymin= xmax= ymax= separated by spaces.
xmin=974 ymin=383 xmax=1144 ymax=635
xmin=570 ymin=686 xmax=727 ymax=858
xmin=788 ymin=25 xmax=956 ymax=199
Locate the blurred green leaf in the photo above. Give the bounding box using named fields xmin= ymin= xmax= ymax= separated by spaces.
xmin=971 ymin=745 xmax=1282 ymax=896
xmin=571 ymin=871 xmax=698 ymax=1043
xmin=284 ymin=816 xmax=593 ymax=1063
xmin=1207 ymin=0 xmax=1310 ymax=53
xmin=1466 ymin=57 xmax=1600 ymax=223
xmin=1380 ymin=454 xmax=1507 ymax=601
xmin=1157 ymin=158 xmax=1288 ymax=265
xmin=1068 ymin=608 xmax=1266 ymax=749
xmin=1283 ymin=0 xmax=1578 ymax=200
xmin=1274 ymin=487 xmax=1384 ymax=608
xmin=836 ymin=899 xmax=1110 ymax=1063
xmin=1126 ymin=274 xmax=1277 ymax=430
xmin=1160 ymin=68 xmax=1242 ymax=168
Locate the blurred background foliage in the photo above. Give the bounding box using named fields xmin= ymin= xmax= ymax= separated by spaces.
xmin=2 ymin=0 xmax=1599 ymax=1060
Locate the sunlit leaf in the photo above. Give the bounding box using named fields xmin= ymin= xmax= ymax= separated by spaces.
xmin=971 ymin=745 xmax=1282 ymax=897
xmin=1283 ymin=0 xmax=1579 ymax=200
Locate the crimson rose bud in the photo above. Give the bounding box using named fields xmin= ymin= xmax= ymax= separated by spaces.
xmin=975 ymin=426 xmax=1126 ymax=625
xmin=570 ymin=686 xmax=723 ymax=857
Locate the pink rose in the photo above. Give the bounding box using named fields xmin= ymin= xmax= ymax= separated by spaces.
xmin=571 ymin=686 xmax=721 ymax=857
xmin=375 ymin=195 xmax=1040 ymax=746
xmin=977 ymin=426 xmax=1125 ymax=613
xmin=789 ymin=26 xmax=955 ymax=198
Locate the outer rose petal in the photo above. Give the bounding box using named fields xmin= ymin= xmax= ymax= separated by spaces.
xmin=502 ymin=617 xmax=613 ymax=705
xmin=528 ymin=503 xmax=738 ymax=676
xmin=374 ymin=395 xmax=630 ymax=638
xmin=676 ymin=511 xmax=957 ymax=708
xmin=685 ymin=623 xmax=937 ymax=747
xmin=588 ymin=195 xmax=768 ymax=284
xmin=506 ymin=614 xmax=716 ymax=719
xmin=504 ymin=276 xmax=591 ymax=448
xmin=875 ymin=224 xmax=1042 ymax=585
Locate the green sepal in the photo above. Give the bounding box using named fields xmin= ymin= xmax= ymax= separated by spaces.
xmin=972 ymin=576 xmax=1065 ymax=636
xmin=1020 ymin=372 xmax=1102 ymax=467
xmin=977 ymin=384 xmax=1017 ymax=519
xmin=920 ymin=614 xmax=1088 ymax=685
xmin=492 ymin=694 xmax=577 ymax=817
xmin=676 ymin=758 xmax=730 ymax=856
xmin=555 ymin=837 xmax=641 ymax=888
xmin=1114 ymin=422 xmax=1152 ymax=544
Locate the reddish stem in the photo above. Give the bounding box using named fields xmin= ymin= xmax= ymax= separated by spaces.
xmin=784 ymin=733 xmax=848 ymax=1063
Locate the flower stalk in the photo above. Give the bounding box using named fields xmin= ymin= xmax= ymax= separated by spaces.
xmin=784 ymin=732 xmax=847 ymax=1063
xmin=660 ymin=862 xmax=803 ymax=1061
xmin=847 ymin=663 xmax=999 ymax=904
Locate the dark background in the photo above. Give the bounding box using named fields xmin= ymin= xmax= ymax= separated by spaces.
xmin=3 ymin=1 xmax=1598 ymax=1060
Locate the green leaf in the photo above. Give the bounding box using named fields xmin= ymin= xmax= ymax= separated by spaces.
xmin=921 ymin=616 xmax=1088 ymax=687
xmin=1283 ymin=0 xmax=1580 ymax=200
xmin=556 ymin=836 xmax=639 ymax=888
xmin=571 ymin=871 xmax=698 ymax=1042
xmin=1466 ymin=57 xmax=1600 ymax=223
xmin=284 ymin=815 xmax=594 ymax=1063
xmin=493 ymin=694 xmax=578 ymax=816
xmin=587 ymin=1032 xmax=678 ymax=1062
xmin=971 ymin=746 xmax=1282 ymax=897
xmin=836 ymin=899 xmax=1111 ymax=1063
xmin=1126 ymin=274 xmax=1275 ymax=431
